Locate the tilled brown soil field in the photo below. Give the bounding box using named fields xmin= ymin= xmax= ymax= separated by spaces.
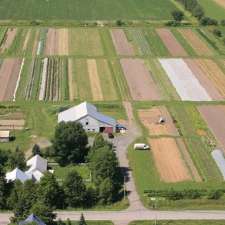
xmin=195 ymin=59 xmax=225 ymax=98
xmin=111 ymin=29 xmax=134 ymax=56
xmin=0 ymin=119 xmax=25 ymax=130
xmin=156 ymin=28 xmax=187 ymax=57
xmin=45 ymin=28 xmax=68 ymax=55
xmin=149 ymin=137 xmax=192 ymax=182
xmin=179 ymin=29 xmax=212 ymax=56
xmin=120 ymin=58 xmax=161 ymax=101
xmin=198 ymin=105 xmax=225 ymax=151
xmin=0 ymin=59 xmax=22 ymax=101
xmin=138 ymin=106 xmax=178 ymax=136
xmin=0 ymin=28 xmax=17 ymax=53
xmin=185 ymin=59 xmax=223 ymax=100
xmin=214 ymin=0 xmax=225 ymax=8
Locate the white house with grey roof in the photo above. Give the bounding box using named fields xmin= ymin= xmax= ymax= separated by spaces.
xmin=58 ymin=102 xmax=116 ymax=133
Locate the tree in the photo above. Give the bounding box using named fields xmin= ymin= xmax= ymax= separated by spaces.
xmin=171 ymin=10 xmax=184 ymax=22
xmin=8 ymin=147 xmax=26 ymax=170
xmin=53 ymin=122 xmax=88 ymax=165
xmin=9 ymin=180 xmax=38 ymax=222
xmin=37 ymin=172 xmax=64 ymax=209
xmin=31 ymin=201 xmax=56 ymax=225
xmin=32 ymin=144 xmax=41 ymax=156
xmin=63 ymin=170 xmax=86 ymax=207
xmin=0 ymin=166 xmax=7 ymax=209
xmin=0 ymin=148 xmax=10 ymax=168
xmin=98 ymin=178 xmax=114 ymax=204
xmin=213 ymin=29 xmax=222 ymax=37
xmin=89 ymin=146 xmax=123 ymax=203
xmin=79 ymin=213 xmax=87 ymax=225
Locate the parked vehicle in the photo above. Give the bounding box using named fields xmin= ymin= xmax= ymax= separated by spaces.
xmin=134 ymin=143 xmax=150 ymax=150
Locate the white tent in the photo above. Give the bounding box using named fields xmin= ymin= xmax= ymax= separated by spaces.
xmin=6 ymin=168 xmax=29 ymax=183
xmin=26 ymin=154 xmax=47 ymax=173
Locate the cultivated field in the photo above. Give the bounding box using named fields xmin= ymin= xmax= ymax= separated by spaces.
xmin=198 ymin=105 xmax=225 ymax=151
xmin=120 ymin=59 xmax=161 ymax=101
xmin=149 ymin=137 xmax=192 ymax=183
xmin=138 ymin=106 xmax=179 ymax=136
xmin=0 ymin=0 xmax=177 ymax=21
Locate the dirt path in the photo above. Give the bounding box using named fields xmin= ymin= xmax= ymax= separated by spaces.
xmin=156 ymin=28 xmax=187 ymax=57
xmin=87 ymin=59 xmax=103 ymax=101
xmin=113 ymin=102 xmax=145 ymax=211
xmin=120 ymin=59 xmax=161 ymax=101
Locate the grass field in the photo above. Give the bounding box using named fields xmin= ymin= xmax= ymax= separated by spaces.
xmin=129 ymin=221 xmax=225 ymax=225
xmin=0 ymin=0 xmax=177 ymax=21
xmin=199 ymin=0 xmax=225 ymax=20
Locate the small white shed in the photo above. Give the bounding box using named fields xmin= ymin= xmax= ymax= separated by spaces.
xmin=0 ymin=131 xmax=10 ymax=142
xmin=58 ymin=102 xmax=116 ymax=133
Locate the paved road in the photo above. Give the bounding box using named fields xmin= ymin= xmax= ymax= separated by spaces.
xmin=2 ymin=102 xmax=225 ymax=225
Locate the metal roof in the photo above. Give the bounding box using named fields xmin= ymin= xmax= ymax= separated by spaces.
xmin=26 ymin=154 xmax=47 ymax=173
xmin=0 ymin=130 xmax=10 ymax=138
xmin=58 ymin=102 xmax=116 ymax=126
xmin=5 ymin=168 xmax=29 ymax=183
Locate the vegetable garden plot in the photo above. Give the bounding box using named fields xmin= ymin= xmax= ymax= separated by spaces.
xmin=0 ymin=58 xmax=23 ymax=101
xmin=0 ymin=28 xmax=17 ymax=54
xmin=199 ymin=105 xmax=225 ymax=152
xmin=69 ymin=29 xmax=104 ymax=56
xmin=138 ymin=106 xmax=179 ymax=136
xmin=120 ymin=58 xmax=161 ymax=101
xmin=159 ymin=58 xmax=211 ymax=101
xmin=149 ymin=137 xmax=192 ymax=183
xmin=178 ymin=29 xmax=213 ymax=56
xmin=156 ymin=28 xmax=187 ymax=57
xmin=111 ymin=29 xmax=134 ymax=56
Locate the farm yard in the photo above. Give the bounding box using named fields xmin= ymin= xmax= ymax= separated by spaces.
xmin=0 ymin=0 xmax=225 ymax=211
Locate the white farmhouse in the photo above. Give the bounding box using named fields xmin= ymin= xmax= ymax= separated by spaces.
xmin=6 ymin=168 xmax=29 ymax=183
xmin=58 ymin=102 xmax=116 ymax=133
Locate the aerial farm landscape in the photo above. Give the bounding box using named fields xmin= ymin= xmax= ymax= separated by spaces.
xmin=0 ymin=0 xmax=225 ymax=225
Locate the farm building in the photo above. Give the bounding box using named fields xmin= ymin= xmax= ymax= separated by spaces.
xmin=19 ymin=214 xmax=46 ymax=225
xmin=6 ymin=168 xmax=29 ymax=183
xmin=0 ymin=130 xmax=10 ymax=142
xmin=26 ymin=154 xmax=47 ymax=173
xmin=58 ymin=102 xmax=116 ymax=133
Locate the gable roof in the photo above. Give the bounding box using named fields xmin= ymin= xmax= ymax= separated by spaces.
xmin=19 ymin=214 xmax=46 ymax=225
xmin=25 ymin=169 xmax=44 ymax=182
xmin=5 ymin=168 xmax=29 ymax=183
xmin=58 ymin=102 xmax=116 ymax=126
xmin=27 ymin=154 xmax=47 ymax=173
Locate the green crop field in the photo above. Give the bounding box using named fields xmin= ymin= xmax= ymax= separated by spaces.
xmin=0 ymin=0 xmax=177 ymax=21
xmin=199 ymin=0 xmax=225 ymax=20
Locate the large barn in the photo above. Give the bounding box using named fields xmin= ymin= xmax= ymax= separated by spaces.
xmin=58 ymin=102 xmax=116 ymax=133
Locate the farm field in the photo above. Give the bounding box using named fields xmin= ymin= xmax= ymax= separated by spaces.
xmin=199 ymin=0 xmax=225 ymax=20
xmin=0 ymin=0 xmax=177 ymax=21
xmin=129 ymin=221 xmax=225 ymax=225
xmin=129 ymin=102 xmax=225 ymax=209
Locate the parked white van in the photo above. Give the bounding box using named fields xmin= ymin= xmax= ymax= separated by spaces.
xmin=134 ymin=143 xmax=150 ymax=150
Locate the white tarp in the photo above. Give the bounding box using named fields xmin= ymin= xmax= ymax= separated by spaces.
xmin=211 ymin=149 xmax=225 ymax=180
xmin=159 ymin=58 xmax=211 ymax=101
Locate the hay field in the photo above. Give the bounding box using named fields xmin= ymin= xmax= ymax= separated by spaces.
xmin=0 ymin=0 xmax=177 ymax=21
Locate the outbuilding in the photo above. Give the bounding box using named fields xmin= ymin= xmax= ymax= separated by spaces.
xmin=58 ymin=102 xmax=116 ymax=133
xmin=0 ymin=130 xmax=10 ymax=142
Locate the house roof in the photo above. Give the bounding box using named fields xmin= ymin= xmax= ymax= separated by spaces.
xmin=58 ymin=102 xmax=116 ymax=126
xmin=0 ymin=130 xmax=10 ymax=138
xmin=5 ymin=168 xmax=29 ymax=183
xmin=19 ymin=214 xmax=46 ymax=225
xmin=26 ymin=154 xmax=47 ymax=173
xmin=25 ymin=169 xmax=44 ymax=182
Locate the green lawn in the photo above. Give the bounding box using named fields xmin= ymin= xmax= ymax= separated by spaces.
xmin=0 ymin=0 xmax=177 ymax=21
xmin=199 ymin=0 xmax=225 ymax=20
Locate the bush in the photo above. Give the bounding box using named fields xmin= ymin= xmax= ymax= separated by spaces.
xmin=171 ymin=10 xmax=184 ymax=22
xmin=221 ymin=20 xmax=225 ymax=26
xmin=213 ymin=29 xmax=222 ymax=37
xmin=200 ymin=17 xmax=218 ymax=26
